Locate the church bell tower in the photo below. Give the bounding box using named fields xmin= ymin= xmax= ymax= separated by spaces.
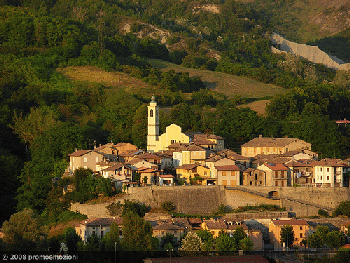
xmin=147 ymin=95 xmax=159 ymax=152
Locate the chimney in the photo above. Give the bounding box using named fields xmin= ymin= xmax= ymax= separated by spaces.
xmin=75 ymin=148 xmax=77 ymax=152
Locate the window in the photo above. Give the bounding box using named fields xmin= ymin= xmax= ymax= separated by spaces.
xmin=84 ymin=157 xmax=87 ymax=162
xmin=321 ymin=176 xmax=322 ymax=180
xmin=320 ymin=167 xmax=322 ymax=172
xmin=281 ymin=181 xmax=284 ymax=187
xmin=222 ymin=171 xmax=227 ymax=176
xmin=300 ymin=226 xmax=302 ymax=230
xmin=150 ymin=109 xmax=153 ymax=117
xmin=275 ymin=181 xmax=278 ymax=186
xmin=96 ymin=157 xmax=99 ymax=162
xmin=327 ymin=176 xmax=329 ymax=180
xmin=300 ymin=233 xmax=303 ymax=238
xmin=171 ymin=140 xmax=176 ymax=144
xmin=327 ymin=168 xmax=330 ymax=172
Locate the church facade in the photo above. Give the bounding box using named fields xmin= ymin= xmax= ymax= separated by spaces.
xmin=147 ymin=96 xmax=190 ymax=153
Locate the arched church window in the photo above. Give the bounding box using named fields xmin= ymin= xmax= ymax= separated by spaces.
xmin=150 ymin=109 xmax=153 ymax=117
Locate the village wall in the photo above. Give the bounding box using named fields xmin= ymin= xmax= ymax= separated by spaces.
xmin=128 ymin=185 xmax=226 ymax=215
xmin=224 ymin=189 xmax=281 ymax=208
xmin=237 ymin=186 xmax=350 ymax=209
xmin=70 ymin=186 xmax=350 ymax=218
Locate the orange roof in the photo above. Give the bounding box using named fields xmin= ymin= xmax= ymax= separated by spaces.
xmin=137 ymin=153 xmax=161 ymax=160
xmin=272 ymin=219 xmax=308 ymax=226
xmin=68 ymin=150 xmax=91 ymax=157
xmin=160 ymin=174 xmax=174 ymax=178
xmin=264 ymin=163 xmax=289 ymax=171
xmin=215 ymin=165 xmax=240 ymax=171
xmin=203 ymin=219 xmax=227 ymax=230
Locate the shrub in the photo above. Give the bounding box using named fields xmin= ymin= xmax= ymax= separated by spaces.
xmin=161 ymin=201 xmax=175 ymax=212
xmin=318 ymin=209 xmax=329 ymax=217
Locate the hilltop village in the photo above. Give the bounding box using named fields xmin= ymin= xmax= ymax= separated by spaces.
xmin=68 ymin=96 xmax=350 ymax=189
xmin=64 ymin=96 xmax=350 ymax=254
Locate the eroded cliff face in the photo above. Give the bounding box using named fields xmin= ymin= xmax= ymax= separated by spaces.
xmin=271 ymin=32 xmax=350 ymax=70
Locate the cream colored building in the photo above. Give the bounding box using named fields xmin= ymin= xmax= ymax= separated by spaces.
xmin=75 ymin=218 xmax=122 ymax=243
xmin=206 ymin=157 xmax=236 ymax=179
xmin=257 ymin=163 xmax=290 ymax=187
xmin=269 ymin=219 xmax=311 ymax=250
xmin=241 ymin=136 xmax=312 ymax=158
xmin=173 ymin=144 xmax=207 ymax=167
xmin=216 ymin=165 xmax=241 ymax=187
xmin=147 ymin=96 xmax=189 ymax=152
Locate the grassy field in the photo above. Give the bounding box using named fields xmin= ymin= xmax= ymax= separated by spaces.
xmin=147 ymin=59 xmax=285 ymax=100
xmin=57 ymin=62 xmax=285 ymax=114
xmin=57 ymin=66 xmax=156 ymax=97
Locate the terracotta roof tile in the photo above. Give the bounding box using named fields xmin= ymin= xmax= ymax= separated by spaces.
xmin=68 ymin=150 xmax=91 ymax=157
xmin=242 ymin=137 xmax=303 ymax=147
xmin=80 ymin=217 xmax=122 ymax=226
xmin=215 ymin=165 xmax=241 ymax=171
xmin=203 ymin=219 xmax=227 ymax=230
xmin=272 ymin=219 xmax=308 ymax=226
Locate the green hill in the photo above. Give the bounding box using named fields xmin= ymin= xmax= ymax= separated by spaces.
xmin=147 ymin=59 xmax=285 ymax=100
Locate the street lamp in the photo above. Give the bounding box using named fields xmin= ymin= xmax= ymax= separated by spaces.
xmin=115 ymin=242 xmax=117 ymax=263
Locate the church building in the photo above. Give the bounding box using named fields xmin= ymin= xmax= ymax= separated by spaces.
xmin=147 ymin=96 xmax=189 ymax=152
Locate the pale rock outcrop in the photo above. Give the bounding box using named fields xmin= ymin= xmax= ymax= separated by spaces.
xmin=271 ymin=32 xmax=350 ymax=70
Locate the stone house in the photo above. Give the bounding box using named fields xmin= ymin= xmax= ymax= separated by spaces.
xmin=127 ymin=159 xmax=158 ymax=170
xmin=217 ymin=149 xmax=253 ymax=170
xmin=138 ymin=167 xmax=160 ymax=185
xmin=190 ymin=133 xmax=225 ymax=151
xmin=101 ymin=163 xmax=132 ymax=181
xmin=257 ymin=163 xmax=290 ymax=187
xmin=75 ymin=217 xmax=122 ymax=243
xmin=188 ymin=218 xmax=203 ymax=230
xmin=172 ymin=144 xmax=207 ymax=168
xmin=114 ymin=142 xmax=138 ymax=153
xmin=175 ymin=164 xmax=198 ymax=184
xmin=201 ymin=218 xmax=227 ymax=238
xmin=242 ymin=168 xmax=267 ymax=186
xmin=285 ymin=159 xmax=313 ymax=186
xmin=269 ymin=219 xmax=311 ymax=250
xmin=136 ymin=153 xmax=162 ymax=166
xmin=205 ymin=157 xmax=237 ymax=179
xmin=241 ymin=136 xmax=311 ymax=158
xmin=68 ymin=149 xmax=105 ymax=173
xmin=196 ymin=165 xmax=216 ymax=185
xmin=216 ymin=165 xmax=241 ymax=187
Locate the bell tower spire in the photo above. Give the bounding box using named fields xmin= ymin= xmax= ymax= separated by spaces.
xmin=147 ymin=95 xmax=159 ymax=152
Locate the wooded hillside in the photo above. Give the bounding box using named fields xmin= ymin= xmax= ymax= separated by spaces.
xmin=1 ymin=0 xmax=350 ymax=226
